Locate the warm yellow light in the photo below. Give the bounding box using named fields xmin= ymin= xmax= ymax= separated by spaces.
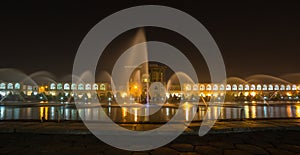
xmin=244 ymin=92 xmax=249 ymax=96
xmin=134 ymin=85 xmax=138 ymax=89
xmin=121 ymin=92 xmax=127 ymax=98
xmin=286 ymin=92 xmax=292 ymax=97
xmin=250 ymin=91 xmax=256 ymax=97
xmin=207 ymin=93 xmax=211 ymax=97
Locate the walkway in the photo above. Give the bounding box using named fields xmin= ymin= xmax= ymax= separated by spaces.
xmin=0 ymin=119 xmax=299 ymax=154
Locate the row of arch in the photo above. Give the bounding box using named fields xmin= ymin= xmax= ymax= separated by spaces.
xmin=1 ymin=82 xmax=300 ymax=91
xmin=0 ymin=82 xmax=107 ymax=91
xmin=49 ymin=83 xmax=106 ymax=91
xmin=0 ymin=83 xmax=21 ymax=90
xmin=185 ymin=84 xmax=300 ymax=91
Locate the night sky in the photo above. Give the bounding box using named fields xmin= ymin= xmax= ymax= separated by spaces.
xmin=1 ymin=1 xmax=300 ymax=81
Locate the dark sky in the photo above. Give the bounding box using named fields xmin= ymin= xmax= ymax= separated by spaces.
xmin=1 ymin=1 xmax=300 ymax=80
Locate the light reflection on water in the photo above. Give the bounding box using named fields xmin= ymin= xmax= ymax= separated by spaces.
xmin=0 ymin=103 xmax=299 ymax=122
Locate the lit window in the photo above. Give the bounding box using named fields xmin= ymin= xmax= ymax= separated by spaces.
xmin=219 ymin=84 xmax=225 ymax=90
xmin=78 ymin=83 xmax=84 ymax=90
xmin=50 ymin=83 xmax=56 ymax=90
xmin=213 ymin=84 xmax=218 ymax=90
xmin=71 ymin=84 xmax=77 ymax=90
xmin=226 ymin=84 xmax=231 ymax=90
xmin=256 ymin=84 xmax=262 ymax=90
xmin=232 ymin=84 xmax=237 ymax=91
xmin=64 ymin=83 xmax=70 ymax=90
xmin=0 ymin=83 xmax=6 ymax=89
xmin=57 ymin=83 xmax=62 ymax=90
xmin=14 ymin=83 xmax=21 ymax=89
xmin=100 ymin=84 xmax=106 ymax=91
xmin=85 ymin=84 xmax=91 ymax=90
xmin=250 ymin=84 xmax=256 ymax=90
xmin=238 ymin=84 xmax=244 ymax=91
xmin=93 ymin=84 xmax=98 ymax=90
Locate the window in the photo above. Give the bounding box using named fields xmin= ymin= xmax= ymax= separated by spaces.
xmin=213 ymin=84 xmax=218 ymax=90
xmin=100 ymin=84 xmax=106 ymax=91
xmin=280 ymin=85 xmax=285 ymax=90
xmin=268 ymin=85 xmax=273 ymax=91
xmin=185 ymin=84 xmax=191 ymax=91
xmin=274 ymin=85 xmax=279 ymax=91
xmin=286 ymin=85 xmax=291 ymax=90
xmin=206 ymin=84 xmax=211 ymax=91
xmin=232 ymin=84 xmax=237 ymax=91
xmin=0 ymin=83 xmax=6 ymax=89
xmin=193 ymin=84 xmax=198 ymax=91
xmin=238 ymin=84 xmax=243 ymax=91
xmin=57 ymin=83 xmax=62 ymax=90
xmin=250 ymin=84 xmax=256 ymax=90
xmin=64 ymin=83 xmax=70 ymax=90
xmin=244 ymin=85 xmax=249 ymax=90
xmin=256 ymin=85 xmax=262 ymax=90
xmin=199 ymin=85 xmax=205 ymax=91
xmin=93 ymin=84 xmax=98 ymax=90
xmin=85 ymin=84 xmax=91 ymax=90
xmin=7 ymin=83 xmax=13 ymax=89
xmin=78 ymin=83 xmax=84 ymax=90
xmin=71 ymin=84 xmax=77 ymax=90
xmin=219 ymin=84 xmax=225 ymax=90
xmin=292 ymin=85 xmax=297 ymax=91
xmin=50 ymin=83 xmax=56 ymax=90
xmin=14 ymin=83 xmax=21 ymax=89
xmin=263 ymin=85 xmax=268 ymax=90
xmin=226 ymin=84 xmax=231 ymax=90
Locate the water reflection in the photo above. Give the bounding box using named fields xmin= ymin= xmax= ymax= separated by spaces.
xmin=0 ymin=103 xmax=299 ymax=122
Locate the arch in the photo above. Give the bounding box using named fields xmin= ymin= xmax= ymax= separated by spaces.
xmin=199 ymin=84 xmax=205 ymax=91
xmin=192 ymin=84 xmax=198 ymax=91
xmin=238 ymin=84 xmax=243 ymax=91
xmin=14 ymin=83 xmax=21 ymax=89
xmin=0 ymin=83 xmax=5 ymax=89
xmin=226 ymin=84 xmax=231 ymax=90
xmin=27 ymin=85 xmax=33 ymax=90
xmin=274 ymin=85 xmax=279 ymax=91
xmin=256 ymin=84 xmax=262 ymax=90
xmin=78 ymin=83 xmax=84 ymax=90
xmin=292 ymin=85 xmax=297 ymax=91
xmin=206 ymin=84 xmax=211 ymax=91
xmin=57 ymin=83 xmax=63 ymax=90
xmin=250 ymin=84 xmax=256 ymax=90
xmin=213 ymin=84 xmax=218 ymax=90
xmin=286 ymin=85 xmax=291 ymax=91
xmin=85 ymin=84 xmax=91 ymax=90
xmin=262 ymin=84 xmax=268 ymax=91
xmin=280 ymin=84 xmax=285 ymax=90
xmin=64 ymin=83 xmax=70 ymax=90
xmin=71 ymin=83 xmax=77 ymax=90
xmin=244 ymin=84 xmax=249 ymax=90
xmin=7 ymin=83 xmax=13 ymax=89
xmin=268 ymin=84 xmax=273 ymax=91
xmin=219 ymin=84 xmax=225 ymax=91
xmin=232 ymin=84 xmax=237 ymax=91
xmin=185 ymin=84 xmax=191 ymax=91
xmin=50 ymin=83 xmax=56 ymax=90
xmin=100 ymin=84 xmax=106 ymax=91
xmin=93 ymin=84 xmax=99 ymax=90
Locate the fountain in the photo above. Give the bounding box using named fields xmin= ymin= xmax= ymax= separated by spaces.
xmin=245 ymin=74 xmax=291 ymax=84
xmin=0 ymin=68 xmax=36 ymax=103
